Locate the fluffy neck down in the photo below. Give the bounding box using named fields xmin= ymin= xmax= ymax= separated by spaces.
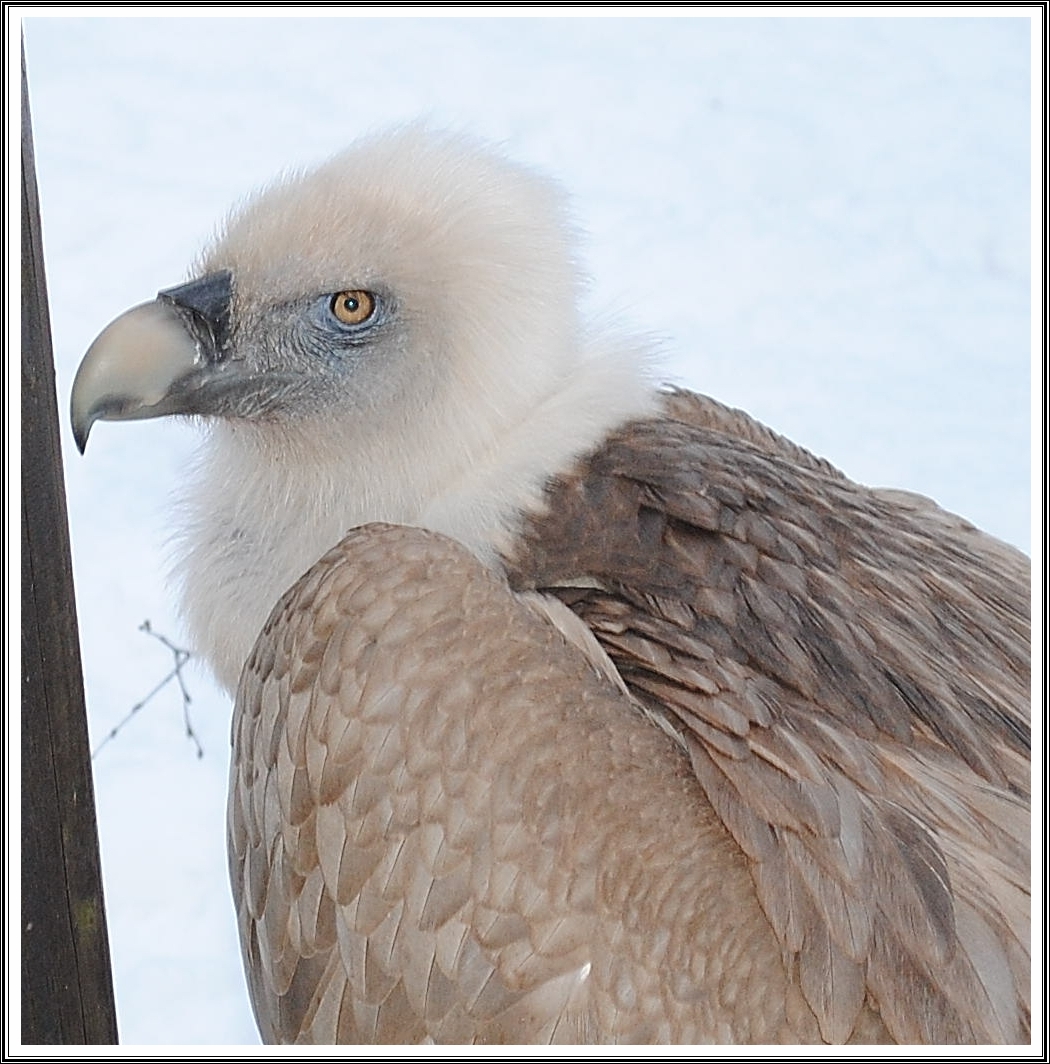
xmin=175 ymin=335 xmax=656 ymax=695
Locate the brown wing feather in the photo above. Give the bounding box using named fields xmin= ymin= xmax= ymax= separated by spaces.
xmin=506 ymin=389 xmax=1030 ymax=1044
xmin=231 ymin=523 xmax=858 ymax=1044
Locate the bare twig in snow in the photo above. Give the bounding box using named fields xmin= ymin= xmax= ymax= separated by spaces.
xmin=91 ymin=621 xmax=202 ymax=759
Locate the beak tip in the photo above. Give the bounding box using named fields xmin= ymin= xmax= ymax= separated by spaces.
xmin=70 ymin=393 xmax=95 ymax=454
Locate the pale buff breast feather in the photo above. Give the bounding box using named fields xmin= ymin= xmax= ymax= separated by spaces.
xmin=71 ymin=127 xmax=1030 ymax=1045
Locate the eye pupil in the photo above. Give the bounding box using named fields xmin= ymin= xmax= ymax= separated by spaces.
xmin=330 ymin=290 xmax=376 ymax=326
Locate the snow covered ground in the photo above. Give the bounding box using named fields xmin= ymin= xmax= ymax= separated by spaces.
xmin=19 ymin=11 xmax=1033 ymax=1047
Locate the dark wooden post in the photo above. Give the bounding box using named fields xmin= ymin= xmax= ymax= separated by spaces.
xmin=21 ymin=43 xmax=119 ymax=1045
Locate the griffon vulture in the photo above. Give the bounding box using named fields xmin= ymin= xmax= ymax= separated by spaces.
xmin=70 ymin=128 xmax=1030 ymax=1045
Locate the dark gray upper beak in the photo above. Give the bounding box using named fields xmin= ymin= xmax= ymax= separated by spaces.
xmin=70 ymin=271 xmax=234 ymax=452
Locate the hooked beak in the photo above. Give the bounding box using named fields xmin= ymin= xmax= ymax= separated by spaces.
xmin=70 ymin=271 xmax=234 ymax=453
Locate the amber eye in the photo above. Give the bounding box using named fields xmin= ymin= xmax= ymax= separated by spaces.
xmin=330 ymin=290 xmax=376 ymax=326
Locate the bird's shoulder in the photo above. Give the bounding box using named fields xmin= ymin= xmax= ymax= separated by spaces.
xmin=232 ymin=523 xmax=825 ymax=1044
xmin=504 ymin=387 xmax=1031 ymax=1043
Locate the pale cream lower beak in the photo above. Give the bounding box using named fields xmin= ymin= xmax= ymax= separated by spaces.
xmin=70 ymin=300 xmax=202 ymax=453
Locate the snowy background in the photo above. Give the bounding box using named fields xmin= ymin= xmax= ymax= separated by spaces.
xmin=20 ymin=12 xmax=1033 ymax=1048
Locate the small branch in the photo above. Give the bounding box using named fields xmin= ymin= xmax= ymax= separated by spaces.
xmin=91 ymin=622 xmax=203 ymax=759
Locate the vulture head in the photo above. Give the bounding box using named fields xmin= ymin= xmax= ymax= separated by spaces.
xmin=72 ymin=128 xmax=652 ymax=693
xmin=71 ymin=127 xmax=1029 ymax=1045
